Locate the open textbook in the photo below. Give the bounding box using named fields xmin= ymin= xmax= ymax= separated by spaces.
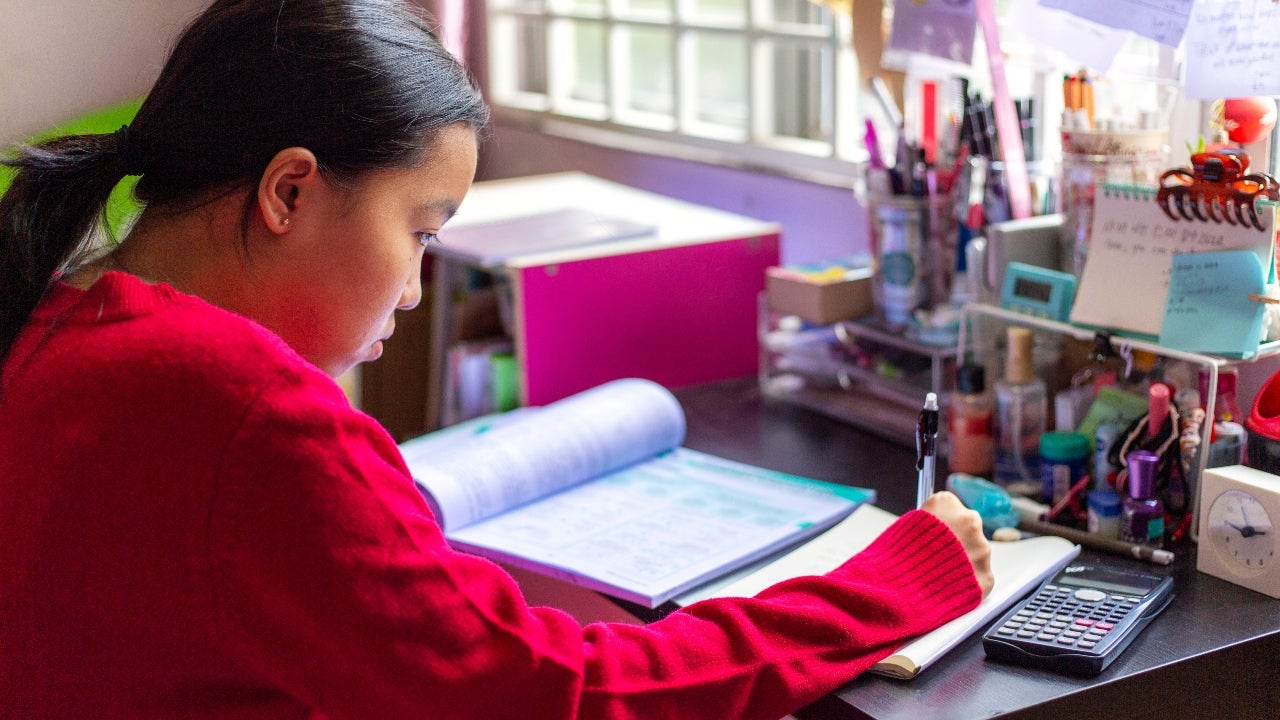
xmin=686 ymin=504 xmax=1080 ymax=679
xmin=400 ymin=378 xmax=873 ymax=608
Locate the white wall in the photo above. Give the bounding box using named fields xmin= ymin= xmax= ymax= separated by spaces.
xmin=0 ymin=0 xmax=209 ymax=144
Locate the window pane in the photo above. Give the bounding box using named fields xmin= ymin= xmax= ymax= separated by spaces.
xmin=685 ymin=0 xmax=745 ymax=25
xmin=771 ymin=41 xmax=827 ymax=141
xmin=616 ymin=0 xmax=672 ymax=19
xmin=490 ymin=0 xmax=547 ymax=9
xmin=556 ymin=19 xmax=606 ymax=106
xmin=687 ymin=32 xmax=747 ymax=132
xmin=491 ymin=14 xmax=549 ymax=97
xmin=561 ymin=0 xmax=603 ymax=11
xmin=621 ymin=26 xmax=674 ymax=116
xmin=768 ymin=0 xmax=825 ymax=26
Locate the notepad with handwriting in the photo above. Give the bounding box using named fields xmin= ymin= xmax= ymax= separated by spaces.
xmin=692 ymin=504 xmax=1080 ymax=680
xmin=1069 ymin=183 xmax=1276 ymax=339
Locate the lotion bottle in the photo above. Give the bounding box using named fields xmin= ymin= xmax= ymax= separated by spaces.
xmin=949 ymin=363 xmax=994 ymax=477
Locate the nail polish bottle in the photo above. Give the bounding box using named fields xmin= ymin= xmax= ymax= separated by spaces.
xmin=1119 ymin=449 xmax=1165 ymax=547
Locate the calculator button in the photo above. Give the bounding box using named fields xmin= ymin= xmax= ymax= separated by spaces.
xmin=1036 ymin=612 xmax=1053 ymax=620
xmin=1063 ymin=630 xmax=1082 ymax=639
xmin=1073 ymin=588 xmax=1108 ymax=602
xmin=997 ymin=627 xmax=1016 ymax=635
xmin=1017 ymin=630 xmax=1036 ymax=638
xmin=1056 ymin=636 xmax=1076 ymax=644
xmin=1075 ymin=619 xmax=1094 ymax=627
xmin=1037 ymin=633 xmax=1056 ymax=641
xmin=1096 ymin=622 xmax=1115 ymax=631
xmin=1084 ymin=633 xmax=1104 ymax=642
xmin=1078 ymin=641 xmax=1097 ymax=649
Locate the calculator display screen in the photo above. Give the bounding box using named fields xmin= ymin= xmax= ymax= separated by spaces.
xmin=1058 ymin=570 xmax=1161 ymax=596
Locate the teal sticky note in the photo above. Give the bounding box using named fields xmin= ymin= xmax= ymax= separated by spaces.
xmin=1160 ymin=250 xmax=1266 ymax=358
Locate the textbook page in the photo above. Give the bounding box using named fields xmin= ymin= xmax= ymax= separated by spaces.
xmin=403 ymin=378 xmax=685 ymax=531
xmin=445 ymin=447 xmax=871 ymax=607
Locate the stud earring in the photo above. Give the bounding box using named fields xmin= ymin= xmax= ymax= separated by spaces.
xmin=282 ymin=217 xmax=290 ymax=226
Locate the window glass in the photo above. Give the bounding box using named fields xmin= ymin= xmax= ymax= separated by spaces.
xmin=620 ymin=25 xmax=675 ymax=118
xmin=684 ymin=0 xmax=745 ymax=25
xmin=769 ymin=40 xmax=828 ymax=143
xmin=686 ymin=31 xmax=747 ymax=136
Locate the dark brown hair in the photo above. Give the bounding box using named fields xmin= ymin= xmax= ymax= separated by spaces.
xmin=0 ymin=0 xmax=488 ymax=362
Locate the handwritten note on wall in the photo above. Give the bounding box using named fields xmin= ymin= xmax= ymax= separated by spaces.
xmin=1009 ymin=2 xmax=1128 ymax=74
xmin=1068 ymin=186 xmax=1274 ymax=338
xmin=1184 ymin=0 xmax=1280 ymax=100
xmin=1040 ymin=0 xmax=1193 ymax=48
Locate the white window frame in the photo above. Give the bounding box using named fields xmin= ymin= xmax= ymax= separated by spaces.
xmin=485 ymin=1 xmax=1220 ymax=186
xmin=485 ymin=0 xmax=861 ymax=185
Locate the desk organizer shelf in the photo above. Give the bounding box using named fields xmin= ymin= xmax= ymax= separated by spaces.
xmin=959 ymin=301 xmax=1280 ymax=541
xmin=758 ymin=298 xmax=962 ymax=447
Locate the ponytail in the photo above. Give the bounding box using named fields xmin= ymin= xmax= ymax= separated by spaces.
xmin=0 ymin=130 xmax=136 ymax=363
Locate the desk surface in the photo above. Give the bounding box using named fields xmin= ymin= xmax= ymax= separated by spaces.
xmin=673 ymin=377 xmax=1280 ymax=720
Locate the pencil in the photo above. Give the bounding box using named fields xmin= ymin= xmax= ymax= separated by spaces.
xmin=1020 ymin=517 xmax=1174 ymax=565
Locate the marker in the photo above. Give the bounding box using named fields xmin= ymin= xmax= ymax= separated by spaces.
xmin=1148 ymin=383 xmax=1171 ymax=439
xmin=916 ymin=392 xmax=939 ymax=508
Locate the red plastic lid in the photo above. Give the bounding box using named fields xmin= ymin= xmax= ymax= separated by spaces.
xmin=1248 ymin=370 xmax=1280 ymax=440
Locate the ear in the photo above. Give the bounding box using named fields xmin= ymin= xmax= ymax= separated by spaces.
xmin=257 ymin=147 xmax=322 ymax=234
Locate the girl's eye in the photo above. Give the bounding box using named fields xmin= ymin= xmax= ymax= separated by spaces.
xmin=417 ymin=232 xmax=440 ymax=247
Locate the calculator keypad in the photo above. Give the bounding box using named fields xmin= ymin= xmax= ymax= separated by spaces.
xmin=993 ymin=584 xmax=1139 ymax=651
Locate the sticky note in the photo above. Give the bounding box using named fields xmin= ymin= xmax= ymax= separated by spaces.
xmin=1159 ymin=250 xmax=1266 ymax=358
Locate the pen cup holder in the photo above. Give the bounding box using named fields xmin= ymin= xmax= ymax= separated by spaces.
xmin=1059 ymin=132 xmax=1168 ymax=277
xmin=862 ymin=192 xmax=956 ymax=332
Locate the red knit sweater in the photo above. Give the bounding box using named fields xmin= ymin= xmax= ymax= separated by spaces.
xmin=0 ymin=272 xmax=980 ymax=719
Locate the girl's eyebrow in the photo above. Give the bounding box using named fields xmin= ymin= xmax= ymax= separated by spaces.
xmin=422 ymin=199 xmax=460 ymax=223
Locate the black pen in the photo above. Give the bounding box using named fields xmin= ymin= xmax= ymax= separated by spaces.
xmin=916 ymin=392 xmax=939 ymax=508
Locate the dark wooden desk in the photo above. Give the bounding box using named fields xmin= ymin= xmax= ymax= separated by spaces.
xmin=673 ymin=377 xmax=1280 ymax=720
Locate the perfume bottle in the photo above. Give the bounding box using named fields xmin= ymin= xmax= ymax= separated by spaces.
xmin=994 ymin=326 xmax=1047 ymax=497
xmin=1119 ymin=449 xmax=1165 ymax=547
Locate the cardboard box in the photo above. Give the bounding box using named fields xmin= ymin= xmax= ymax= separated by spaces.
xmin=766 ymin=264 xmax=874 ymax=325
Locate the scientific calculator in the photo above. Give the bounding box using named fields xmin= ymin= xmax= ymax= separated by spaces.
xmin=981 ymin=562 xmax=1174 ymax=676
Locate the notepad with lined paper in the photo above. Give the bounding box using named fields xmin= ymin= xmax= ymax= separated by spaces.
xmin=691 ymin=504 xmax=1080 ymax=679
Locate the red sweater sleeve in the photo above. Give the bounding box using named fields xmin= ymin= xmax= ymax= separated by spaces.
xmin=209 ymin=368 xmax=981 ymax=720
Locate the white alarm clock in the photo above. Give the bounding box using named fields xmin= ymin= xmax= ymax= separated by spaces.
xmin=1198 ymin=465 xmax=1280 ymax=598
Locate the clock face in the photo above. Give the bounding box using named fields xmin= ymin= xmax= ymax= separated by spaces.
xmin=1206 ymin=489 xmax=1276 ymax=573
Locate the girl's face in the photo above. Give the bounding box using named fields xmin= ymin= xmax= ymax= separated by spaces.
xmin=266 ymin=124 xmax=478 ymax=377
